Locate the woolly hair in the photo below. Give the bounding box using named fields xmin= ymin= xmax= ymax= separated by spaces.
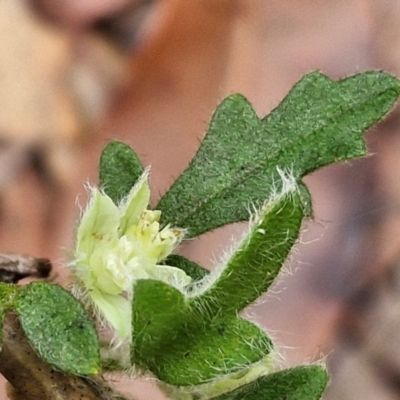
xmin=186 ymin=167 xmax=299 ymax=299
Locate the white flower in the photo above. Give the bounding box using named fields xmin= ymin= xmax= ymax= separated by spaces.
xmin=71 ymin=172 xmax=190 ymax=340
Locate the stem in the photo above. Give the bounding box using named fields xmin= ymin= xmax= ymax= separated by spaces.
xmin=0 ymin=313 xmax=131 ymax=400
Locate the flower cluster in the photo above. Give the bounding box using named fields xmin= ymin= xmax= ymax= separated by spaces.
xmin=71 ymin=172 xmax=190 ymax=339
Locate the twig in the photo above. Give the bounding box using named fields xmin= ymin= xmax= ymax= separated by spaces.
xmin=0 ymin=313 xmax=131 ymax=400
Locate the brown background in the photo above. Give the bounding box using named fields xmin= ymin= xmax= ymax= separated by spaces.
xmin=2 ymin=1 xmax=400 ymax=398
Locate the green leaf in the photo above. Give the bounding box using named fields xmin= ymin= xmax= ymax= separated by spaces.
xmin=132 ymin=279 xmax=273 ymax=386
xmin=192 ymin=183 xmax=304 ymax=317
xmin=154 ymin=317 xmax=273 ymax=386
xmin=0 ymin=283 xmax=18 ymax=350
xmin=157 ymin=71 xmax=400 ymax=237
xmin=213 ymin=365 xmax=328 ymax=400
xmin=0 ymin=282 xmax=17 ymax=308
xmin=15 ymin=282 xmax=100 ymax=375
xmin=132 ymin=184 xmax=304 ymax=385
xmin=163 ymin=254 xmax=209 ymax=281
xmin=99 ymin=140 xmax=144 ymax=204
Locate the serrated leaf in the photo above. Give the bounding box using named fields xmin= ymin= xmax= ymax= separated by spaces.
xmin=0 ymin=283 xmax=18 ymax=350
xmin=99 ymin=140 xmax=144 ymax=204
xmin=157 ymin=71 xmax=400 ymax=237
xmin=213 ymin=365 xmax=328 ymax=400
xmin=163 ymin=254 xmax=209 ymax=281
xmin=132 ymin=279 xmax=273 ymax=386
xmin=193 ymin=183 xmax=304 ymax=317
xmin=15 ymin=282 xmax=100 ymax=375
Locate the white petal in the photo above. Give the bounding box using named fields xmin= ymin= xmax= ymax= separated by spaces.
xmin=77 ymin=189 xmax=120 ymax=256
xmin=90 ymin=289 xmax=132 ymax=339
xmin=119 ymin=171 xmax=151 ymax=236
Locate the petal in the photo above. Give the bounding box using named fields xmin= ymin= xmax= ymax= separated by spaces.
xmin=156 ymin=227 xmax=185 ymax=261
xmin=127 ymin=257 xmax=151 ymax=280
xmin=77 ymin=189 xmax=120 ymax=256
xmin=119 ymin=171 xmax=151 ymax=236
xmin=90 ymin=289 xmax=132 ymax=339
xmin=89 ymin=240 xmax=132 ymax=294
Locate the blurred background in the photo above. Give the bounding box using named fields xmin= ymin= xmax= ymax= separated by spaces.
xmin=2 ymin=0 xmax=400 ymax=398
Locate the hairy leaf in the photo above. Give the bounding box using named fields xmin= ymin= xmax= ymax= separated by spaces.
xmin=15 ymin=282 xmax=99 ymax=375
xmin=132 ymin=185 xmax=303 ymax=385
xmin=192 ymin=182 xmax=304 ymax=317
xmin=157 ymin=71 xmax=400 ymax=237
xmin=213 ymin=365 xmax=328 ymax=400
xmin=99 ymin=141 xmax=144 ymax=204
xmin=131 ymin=279 xmax=272 ymax=386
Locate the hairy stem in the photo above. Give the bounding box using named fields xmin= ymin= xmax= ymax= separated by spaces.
xmin=0 ymin=313 xmax=130 ymax=400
